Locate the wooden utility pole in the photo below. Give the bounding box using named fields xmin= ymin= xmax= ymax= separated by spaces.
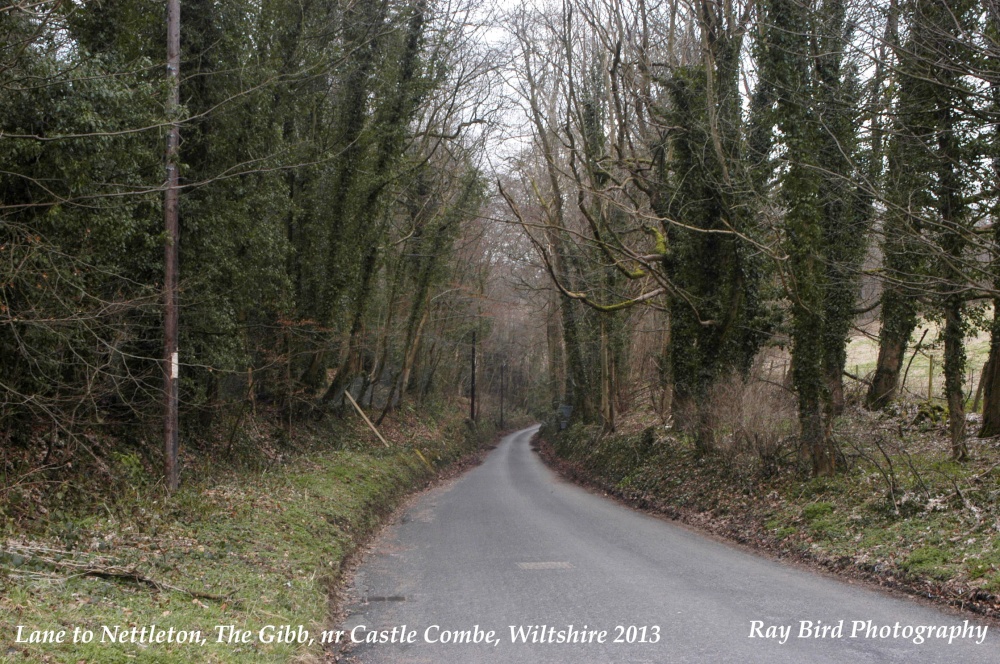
xmin=470 ymin=331 xmax=477 ymax=422
xmin=164 ymin=0 xmax=181 ymax=491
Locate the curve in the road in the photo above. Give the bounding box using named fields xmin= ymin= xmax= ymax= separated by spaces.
xmin=334 ymin=425 xmax=992 ymax=663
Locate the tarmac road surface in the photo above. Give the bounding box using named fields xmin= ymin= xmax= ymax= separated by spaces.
xmin=334 ymin=425 xmax=993 ymax=663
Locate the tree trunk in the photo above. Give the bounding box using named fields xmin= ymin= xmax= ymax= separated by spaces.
xmin=936 ymin=83 xmax=968 ymax=460
xmin=321 ymin=244 xmax=380 ymax=404
xmin=866 ymin=291 xmax=917 ymax=410
xmin=826 ymin=365 xmax=845 ymax=418
xmin=795 ymin=309 xmax=836 ymax=476
xmin=546 ymin=289 xmax=565 ymax=409
xmin=600 ymin=317 xmax=613 ymax=430
xmin=978 ymin=64 xmax=1000 ymax=436
xmin=399 ymin=302 xmax=430 ymax=397
xmin=367 ymin=244 xmax=407 ymax=399
xmin=982 ymin=350 xmax=1000 ymax=436
xmin=801 ymin=394 xmax=834 ymax=476
xmin=944 ymin=298 xmax=968 ymax=459
xmin=378 ymin=292 xmax=432 ymax=423
xmin=659 ymin=307 xmax=674 ymax=422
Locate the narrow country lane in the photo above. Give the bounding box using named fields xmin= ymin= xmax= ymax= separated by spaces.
xmin=333 ymin=426 xmax=993 ymax=663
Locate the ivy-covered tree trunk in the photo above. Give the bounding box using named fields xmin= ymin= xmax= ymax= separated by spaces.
xmin=756 ymin=0 xmax=867 ymax=474
xmin=786 ymin=164 xmax=837 ymax=476
xmin=816 ymin=0 xmax=866 ymax=419
xmin=944 ymin=297 xmax=968 ymax=458
xmin=978 ymin=8 xmax=1000 ymax=437
xmin=660 ymin=30 xmax=769 ymax=448
xmin=937 ymin=111 xmax=969 ymax=459
xmin=294 ymin=0 xmax=385 ymax=392
xmin=898 ymin=0 xmax=975 ymax=459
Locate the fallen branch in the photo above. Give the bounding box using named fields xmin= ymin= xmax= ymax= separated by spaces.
xmin=6 ymin=552 xmax=234 ymax=603
xmin=345 ymin=391 xmax=389 ymax=448
xmin=70 ymin=566 xmax=231 ymax=602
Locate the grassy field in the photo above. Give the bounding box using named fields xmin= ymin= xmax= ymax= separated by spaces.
xmin=844 ymin=322 xmax=991 ymax=404
xmin=1 ymin=409 xmax=496 ymax=663
xmin=755 ymin=320 xmax=993 ymax=405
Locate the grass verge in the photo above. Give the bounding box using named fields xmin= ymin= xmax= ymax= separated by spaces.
xmin=1 ymin=407 xmax=498 ymax=663
xmin=537 ymin=408 xmax=1000 ymax=622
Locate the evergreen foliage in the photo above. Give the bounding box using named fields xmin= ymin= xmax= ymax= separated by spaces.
xmin=3 ymin=0 xmax=1000 ymax=482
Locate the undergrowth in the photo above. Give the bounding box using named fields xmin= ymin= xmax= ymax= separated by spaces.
xmin=541 ymin=399 xmax=1000 ymax=619
xmin=0 ymin=403 xmax=513 ymax=663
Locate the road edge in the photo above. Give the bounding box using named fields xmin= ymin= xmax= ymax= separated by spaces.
xmin=321 ymin=425 xmax=531 ymax=662
xmin=531 ymin=431 xmax=1000 ymax=627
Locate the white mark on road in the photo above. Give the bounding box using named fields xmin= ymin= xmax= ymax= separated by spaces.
xmin=517 ymin=562 xmax=573 ymax=570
